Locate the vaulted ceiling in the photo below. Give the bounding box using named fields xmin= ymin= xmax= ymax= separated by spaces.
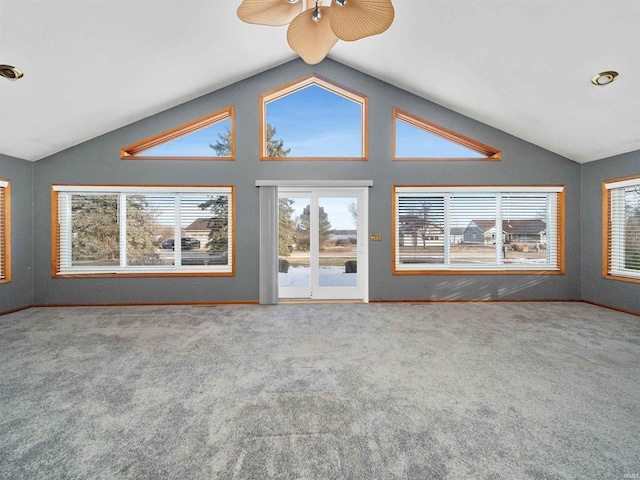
xmin=1 ymin=0 xmax=638 ymax=163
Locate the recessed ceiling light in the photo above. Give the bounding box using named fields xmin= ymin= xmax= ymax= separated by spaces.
xmin=0 ymin=64 xmax=24 ymax=80
xmin=591 ymin=71 xmax=618 ymax=86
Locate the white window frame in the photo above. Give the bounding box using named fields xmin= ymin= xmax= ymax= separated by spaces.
xmin=52 ymin=185 xmax=234 ymax=277
xmin=393 ymin=185 xmax=565 ymax=274
xmin=603 ymin=175 xmax=640 ymax=283
xmin=0 ymin=179 xmax=10 ymax=283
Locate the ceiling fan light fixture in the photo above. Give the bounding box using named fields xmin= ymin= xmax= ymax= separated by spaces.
xmin=287 ymin=4 xmax=338 ymax=64
xmin=237 ymin=0 xmax=394 ymax=64
xmin=0 ymin=64 xmax=24 ymax=80
xmin=591 ymin=71 xmax=619 ymax=86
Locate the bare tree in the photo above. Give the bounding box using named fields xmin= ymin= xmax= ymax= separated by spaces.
xmin=401 ymin=197 xmax=443 ymax=248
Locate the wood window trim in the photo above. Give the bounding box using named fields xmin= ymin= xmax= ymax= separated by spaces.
xmin=259 ymin=73 xmax=368 ymax=161
xmin=0 ymin=180 xmax=10 ymax=284
xmin=120 ymin=106 xmax=235 ymax=160
xmin=392 ymin=185 xmax=565 ymax=275
xmin=393 ymin=108 xmax=501 ymax=161
xmin=602 ymin=174 xmax=640 ymax=285
xmin=51 ymin=184 xmax=235 ymax=278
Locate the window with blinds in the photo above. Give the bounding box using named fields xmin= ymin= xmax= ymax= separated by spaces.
xmin=0 ymin=179 xmax=10 ymax=283
xmin=603 ymin=175 xmax=640 ymax=283
xmin=393 ymin=186 xmax=564 ymax=274
xmin=52 ymin=185 xmax=234 ymax=276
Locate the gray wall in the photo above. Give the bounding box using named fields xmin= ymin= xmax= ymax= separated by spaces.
xmin=32 ymin=58 xmax=582 ymax=305
xmin=0 ymin=154 xmax=33 ymax=313
xmin=581 ymin=150 xmax=640 ymax=313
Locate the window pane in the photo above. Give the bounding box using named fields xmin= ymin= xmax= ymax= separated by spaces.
xmin=55 ymin=187 xmax=233 ymax=276
xmin=452 ymin=195 xmax=496 ymax=264
xmin=393 ymin=109 xmax=501 ymax=161
xmin=394 ymin=187 xmax=562 ymax=273
xmin=607 ymin=184 xmax=640 ymax=278
xmin=126 ymin=194 xmax=174 ymax=267
xmin=624 ymin=187 xmax=640 ymax=272
xmin=142 ymin=118 xmax=232 ymax=157
xmin=615 ymin=186 xmax=640 ymax=274
xmin=71 ymin=194 xmax=119 ymax=267
xmin=318 ymin=197 xmax=358 ymax=287
xmin=121 ymin=107 xmax=234 ymax=159
xmin=395 ymin=119 xmax=481 ymax=158
xmin=279 ymin=197 xmax=311 ymax=287
xmin=397 ymin=195 xmax=445 ymax=265
xmin=501 ymin=194 xmax=549 ymax=266
xmin=181 ymin=194 xmax=229 ymax=266
xmin=265 ymin=83 xmax=363 ymax=158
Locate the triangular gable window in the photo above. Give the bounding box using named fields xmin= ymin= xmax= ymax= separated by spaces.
xmin=121 ymin=106 xmax=234 ymax=160
xmin=393 ymin=108 xmax=501 ymax=161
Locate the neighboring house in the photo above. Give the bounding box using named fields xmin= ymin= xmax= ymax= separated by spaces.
xmin=463 ymin=219 xmax=547 ymax=245
xmin=184 ymin=218 xmax=213 ymax=247
xmin=398 ymin=215 xmax=444 ymax=247
xmin=504 ymin=219 xmax=547 ymax=244
xmin=463 ymin=220 xmax=498 ymax=244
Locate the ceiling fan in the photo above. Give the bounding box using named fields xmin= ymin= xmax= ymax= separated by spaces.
xmin=237 ymin=0 xmax=395 ymax=65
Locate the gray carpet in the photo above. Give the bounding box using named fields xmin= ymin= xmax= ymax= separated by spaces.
xmin=0 ymin=302 xmax=639 ymax=479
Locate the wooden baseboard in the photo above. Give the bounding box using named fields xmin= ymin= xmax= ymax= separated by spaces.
xmin=3 ymin=299 xmax=637 ymax=317
xmin=582 ymin=300 xmax=640 ymax=317
xmin=1 ymin=301 xmax=258 ymax=315
xmin=32 ymin=301 xmax=260 ymax=308
xmin=370 ymin=298 xmax=583 ymax=303
xmin=0 ymin=305 xmax=33 ymax=316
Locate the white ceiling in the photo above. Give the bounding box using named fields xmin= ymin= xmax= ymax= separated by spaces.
xmin=1 ymin=0 xmax=638 ymax=163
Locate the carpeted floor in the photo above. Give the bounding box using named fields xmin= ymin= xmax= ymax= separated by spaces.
xmin=0 ymin=302 xmax=639 ymax=479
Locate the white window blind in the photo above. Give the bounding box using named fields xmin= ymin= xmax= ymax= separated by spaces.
xmin=394 ymin=186 xmax=563 ymax=273
xmin=0 ymin=179 xmax=8 ymax=281
xmin=605 ymin=177 xmax=640 ymax=280
xmin=53 ymin=185 xmax=233 ymax=276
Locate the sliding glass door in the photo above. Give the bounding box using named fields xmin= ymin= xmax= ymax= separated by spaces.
xmin=278 ymin=188 xmax=368 ymax=301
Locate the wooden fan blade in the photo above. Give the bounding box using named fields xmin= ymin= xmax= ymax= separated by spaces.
xmin=237 ymin=0 xmax=303 ymax=26
xmin=330 ymin=0 xmax=395 ymax=41
xmin=287 ymin=6 xmax=339 ymax=65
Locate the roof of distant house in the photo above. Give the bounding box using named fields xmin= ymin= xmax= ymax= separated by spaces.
xmin=185 ymin=218 xmax=212 ymax=231
xmin=467 ymin=219 xmax=547 ymax=234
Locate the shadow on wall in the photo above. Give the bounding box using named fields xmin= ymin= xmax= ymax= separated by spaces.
xmin=424 ymin=275 xmax=562 ymax=300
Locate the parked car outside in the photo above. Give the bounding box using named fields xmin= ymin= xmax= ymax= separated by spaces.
xmin=161 ymin=238 xmax=201 ymax=250
xmin=182 ymin=237 xmax=201 ymax=249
